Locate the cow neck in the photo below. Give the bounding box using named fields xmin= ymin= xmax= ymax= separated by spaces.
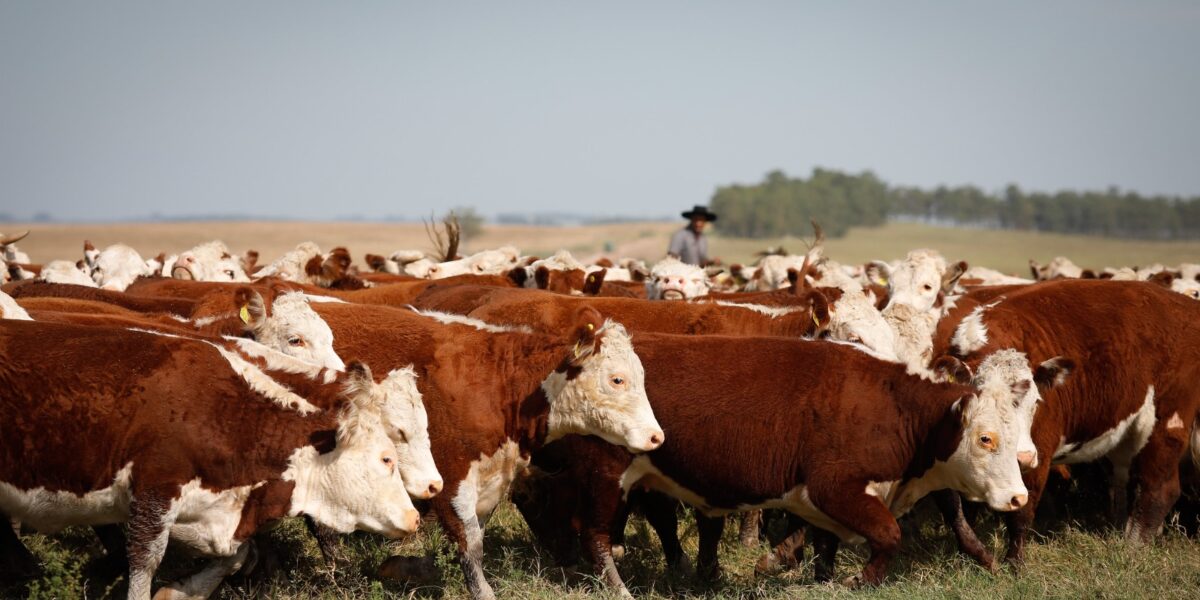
xmin=486 ymin=331 xmax=567 ymax=455
xmin=898 ymin=378 xmax=971 ymax=483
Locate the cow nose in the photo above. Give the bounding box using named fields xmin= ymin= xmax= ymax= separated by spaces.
xmin=1016 ymin=451 xmax=1037 ymax=469
xmin=403 ymin=509 xmax=421 ymax=533
xmin=1010 ymin=494 xmax=1028 ymax=510
xmin=427 ymin=480 xmax=443 ymax=496
xmin=647 ymin=431 xmax=664 ymax=449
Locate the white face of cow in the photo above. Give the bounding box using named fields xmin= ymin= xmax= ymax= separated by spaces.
xmin=0 ymin=291 xmax=33 ymax=321
xmin=91 ymin=244 xmax=153 ymax=291
xmin=646 ymin=258 xmax=710 ymax=300
xmin=826 ymin=285 xmax=898 ymax=360
xmin=374 ymin=367 xmax=443 ymax=499
xmin=175 ymin=242 xmax=251 ymax=282
xmin=250 ymin=292 xmax=345 ymax=371
xmin=753 ymin=254 xmax=807 ymax=291
xmin=287 ymin=366 xmax=421 ymax=538
xmin=1170 ymin=277 xmax=1200 ymax=300
xmin=541 ymin=322 xmax=664 ymax=452
xmin=884 ymin=250 xmax=958 ymax=313
xmin=942 ymin=389 xmax=1030 ymax=513
xmin=427 ymin=247 xmax=521 ymax=279
xmin=403 ymin=258 xmax=436 ymax=278
xmin=39 ymin=260 xmax=97 ymax=287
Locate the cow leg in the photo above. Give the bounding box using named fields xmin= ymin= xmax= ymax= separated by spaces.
xmin=810 ymin=527 xmax=839 ymax=583
xmin=755 ymin=516 xmax=806 ymax=576
xmin=694 ymin=512 xmax=725 ymax=583
xmin=127 ymin=489 xmax=180 ymax=600
xmin=1125 ymin=424 xmax=1190 ymax=544
xmin=151 ymin=541 xmax=252 ymax=600
xmin=933 ymin=490 xmax=995 ymax=571
xmin=1005 ymin=428 xmax=1059 ymax=567
xmin=809 ymin=486 xmax=901 ymax=586
xmin=0 ymin=514 xmax=38 ymax=580
xmin=738 ymin=510 xmax=762 ymax=548
xmin=639 ymin=492 xmax=687 ymax=572
xmin=302 ymin=514 xmax=344 ymax=567
xmin=581 ymin=526 xmax=629 ymax=598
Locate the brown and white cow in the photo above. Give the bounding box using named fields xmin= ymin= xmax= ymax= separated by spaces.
xmin=513 ymin=334 xmax=1044 ymax=594
xmin=307 ymin=301 xmax=662 ymax=600
xmin=933 ymin=279 xmax=1200 ymax=564
xmin=0 ymin=321 xmax=426 ymax=600
xmin=645 ymin=257 xmax=711 ymax=300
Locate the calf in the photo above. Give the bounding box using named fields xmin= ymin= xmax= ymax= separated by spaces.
xmin=0 ymin=321 xmax=425 ymax=600
xmin=514 ymin=334 xmax=1049 ymax=594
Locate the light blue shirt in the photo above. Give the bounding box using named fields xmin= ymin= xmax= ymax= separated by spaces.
xmin=668 ymin=227 xmax=707 ymax=265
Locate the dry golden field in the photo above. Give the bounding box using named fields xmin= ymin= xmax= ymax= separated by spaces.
xmin=3 ymin=220 xmax=1199 ymax=275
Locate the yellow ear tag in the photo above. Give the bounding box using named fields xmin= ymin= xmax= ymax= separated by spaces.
xmin=947 ymin=373 xmax=957 ymax=384
xmin=586 ymin=322 xmax=595 ymax=331
xmin=572 ymin=341 xmax=584 ymax=359
xmin=874 ymin=277 xmax=888 ymax=286
xmin=812 ymin=312 xmax=820 ymax=329
xmin=588 ymin=276 xmax=595 ymax=283
xmin=239 ymin=305 xmax=251 ymax=324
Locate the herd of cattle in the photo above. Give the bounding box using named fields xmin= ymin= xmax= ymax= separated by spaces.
xmin=1 ymin=228 xmax=1199 ymax=599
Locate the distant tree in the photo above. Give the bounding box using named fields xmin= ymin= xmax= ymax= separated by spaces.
xmin=452 ymin=207 xmax=485 ymax=241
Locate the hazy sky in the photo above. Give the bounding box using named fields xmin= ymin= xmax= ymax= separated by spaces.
xmin=2 ymin=1 xmax=1197 ymax=222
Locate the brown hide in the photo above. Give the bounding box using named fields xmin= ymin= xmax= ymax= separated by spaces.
xmin=7 ymin=281 xmax=196 ymax=316
xmin=413 ymin=286 xmax=828 ymax=338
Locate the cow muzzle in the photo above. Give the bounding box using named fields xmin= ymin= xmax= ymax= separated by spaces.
xmin=661 ymin=289 xmax=685 ymax=300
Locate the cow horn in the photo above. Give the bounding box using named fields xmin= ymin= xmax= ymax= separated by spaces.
xmin=0 ymin=231 xmax=30 ymax=246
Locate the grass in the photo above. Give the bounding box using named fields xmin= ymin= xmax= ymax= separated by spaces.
xmin=7 ymin=494 xmax=1199 ymax=600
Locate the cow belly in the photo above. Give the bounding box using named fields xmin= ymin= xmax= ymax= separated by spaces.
xmin=1053 ymin=386 xmax=1156 ymax=465
xmin=169 ymin=479 xmax=261 ymax=556
xmin=452 ymin=440 xmax=530 ymax=524
xmin=0 ymin=463 xmax=134 ymax=533
xmin=620 ymin=457 xmax=918 ymax=545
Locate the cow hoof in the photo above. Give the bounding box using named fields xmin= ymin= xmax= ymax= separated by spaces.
xmin=754 ymin=552 xmax=780 ymax=576
xmin=377 ymin=555 xmax=441 ymax=587
xmin=610 ymin=544 xmax=626 ymax=562
xmin=697 ymin=563 xmax=723 ymax=583
xmin=840 ymin=575 xmax=862 ymax=588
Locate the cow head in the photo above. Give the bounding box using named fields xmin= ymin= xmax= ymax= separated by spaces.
xmin=749 ymin=254 xmax=808 ymax=291
xmin=174 ymin=241 xmax=251 ymax=282
xmin=237 ymin=288 xmax=345 ymax=371
xmin=372 ymin=367 xmax=442 ymax=499
xmin=646 ymin=257 xmax=710 ymax=300
xmin=90 ymin=244 xmax=154 ymax=291
xmin=884 ymin=250 xmax=966 ymax=313
xmin=0 ymin=291 xmax=32 ymax=321
xmin=288 ymin=362 xmax=421 ymax=538
xmin=1029 ymin=256 xmax=1083 ymax=281
xmin=541 ymin=307 xmax=664 ymax=452
xmin=38 ymin=260 xmax=97 ymax=287
xmin=427 ymin=246 xmax=521 ymax=279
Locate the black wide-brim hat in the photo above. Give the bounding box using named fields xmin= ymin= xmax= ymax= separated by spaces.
xmin=681 ymin=204 xmax=718 ymax=222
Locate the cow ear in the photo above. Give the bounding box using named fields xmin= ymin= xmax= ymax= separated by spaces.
xmin=932 ymin=355 xmax=972 ymax=385
xmin=365 ymin=254 xmax=387 ymax=272
xmin=594 ymin=257 xmax=614 ymax=268
xmin=941 ymin=261 xmax=968 ymax=294
xmin=304 ymin=255 xmax=324 ymax=277
xmin=506 ymin=267 xmax=528 ymax=287
xmin=1034 ymin=356 xmax=1074 ymax=388
xmin=534 ymin=266 xmax=552 ymax=290
xmin=83 ymin=240 xmax=99 ymax=269
xmin=569 ymin=306 xmax=604 ymax=365
xmin=1099 ymin=271 xmax=1114 ymax=280
xmin=1029 ymin=259 xmax=1041 ymax=280
xmin=1149 ymin=271 xmax=1175 ymax=288
xmin=337 ymin=361 xmax=381 ymax=446
xmin=787 ymin=268 xmax=800 ymax=289
xmin=1080 ymin=269 xmax=1097 ymax=279
xmin=583 ymin=269 xmax=607 ymax=296
xmin=805 ymin=290 xmax=830 ymax=332
xmin=630 ymin=265 xmax=648 ymax=283
xmin=865 ymin=261 xmax=891 ymax=287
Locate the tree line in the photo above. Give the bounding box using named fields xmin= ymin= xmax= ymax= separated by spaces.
xmin=709 ymin=168 xmax=1200 ymax=239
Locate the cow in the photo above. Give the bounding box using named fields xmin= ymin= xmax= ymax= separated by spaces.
xmin=426 ymin=246 xmax=522 ymax=279
xmin=645 ymin=257 xmax=710 ymax=300
xmin=8 ymin=280 xmax=198 ymax=316
xmin=1029 ymin=256 xmax=1087 ymax=281
xmin=306 ymin=301 xmax=663 ymax=600
xmin=932 ymin=279 xmax=1200 ymax=565
xmin=0 ymin=320 xmax=428 ymax=600
xmin=0 ymin=291 xmax=31 ymax=321
xmin=511 ymin=333 xmax=1054 ymax=595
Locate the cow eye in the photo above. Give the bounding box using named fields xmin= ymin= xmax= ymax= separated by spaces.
xmin=288 ymin=337 xmax=304 ymax=346
xmin=224 ymin=270 xmax=235 ymax=278
xmin=979 ymin=434 xmax=996 ymax=450
xmin=923 ymin=284 xmax=934 ymax=291
xmin=611 ymin=376 xmax=625 ymax=386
